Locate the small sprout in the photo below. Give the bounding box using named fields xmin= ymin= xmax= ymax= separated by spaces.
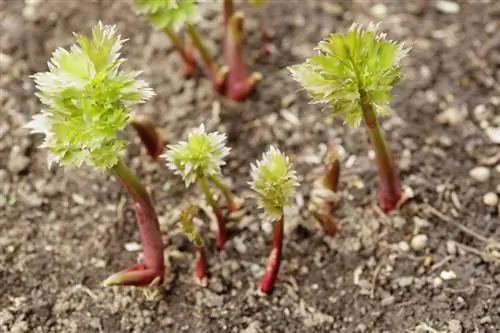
xmin=250 ymin=146 xmax=298 ymax=223
xmin=26 ymin=22 xmax=165 ymax=287
xmin=310 ymin=146 xmax=342 ymax=235
xmin=27 ymin=22 xmax=154 ymax=170
xmin=131 ymin=114 xmax=165 ymax=160
xmin=164 ymin=124 xmax=230 ymax=187
xmin=249 ymin=146 xmax=298 ymax=294
xmin=134 ymin=0 xmax=199 ymax=77
xmin=224 ymin=11 xmax=262 ymax=101
xmin=164 ymin=124 xmax=240 ymax=250
xmin=180 ymin=205 xmax=208 ymax=286
xmin=290 ymin=22 xmax=410 ymax=212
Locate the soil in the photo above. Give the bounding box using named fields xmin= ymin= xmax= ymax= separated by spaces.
xmin=1 ymin=0 xmax=500 ymax=332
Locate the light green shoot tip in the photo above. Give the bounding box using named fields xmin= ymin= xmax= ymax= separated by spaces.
xmin=289 ymin=22 xmax=410 ymax=128
xmin=163 ymin=124 xmax=231 ymax=187
xmin=134 ymin=0 xmax=199 ymax=31
xmin=25 ymin=21 xmax=154 ymax=170
xmin=180 ymin=205 xmax=204 ymax=247
xmin=249 ymin=146 xmax=299 ymax=222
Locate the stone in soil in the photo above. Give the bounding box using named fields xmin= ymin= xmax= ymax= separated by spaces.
xmin=468 ymin=166 xmax=490 ymax=182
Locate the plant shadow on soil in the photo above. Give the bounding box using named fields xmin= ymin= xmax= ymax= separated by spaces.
xmin=1 ymin=0 xmax=500 ymax=332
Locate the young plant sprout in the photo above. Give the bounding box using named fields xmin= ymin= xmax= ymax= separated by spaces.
xmin=309 ymin=146 xmax=342 ymax=235
xmin=289 ymin=22 xmax=410 ymax=212
xmin=135 ymin=0 xmax=226 ymax=92
xmin=180 ymin=204 xmax=208 ymax=286
xmin=25 ymin=22 xmax=166 ymax=287
xmin=131 ymin=114 xmax=165 ymax=160
xmin=134 ymin=0 xmax=198 ymax=77
xmin=249 ymin=146 xmax=298 ymax=294
xmin=224 ymin=11 xmax=263 ymax=101
xmin=163 ymin=124 xmax=241 ymax=250
xmin=248 ymin=0 xmax=271 ymax=56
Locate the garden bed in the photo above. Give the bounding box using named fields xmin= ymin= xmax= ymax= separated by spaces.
xmin=1 ymin=0 xmax=500 ymax=332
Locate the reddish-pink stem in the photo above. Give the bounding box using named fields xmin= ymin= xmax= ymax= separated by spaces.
xmin=104 ymin=160 xmax=165 ymax=286
xmin=225 ymin=11 xmax=262 ymax=101
xmin=361 ymin=92 xmax=402 ymax=212
xmin=195 ymin=246 xmax=208 ymax=285
xmin=260 ymin=215 xmax=284 ymax=294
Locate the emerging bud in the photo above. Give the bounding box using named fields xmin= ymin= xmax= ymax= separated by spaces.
xmin=26 ymin=22 xmax=154 ymax=170
xmin=289 ymin=22 xmax=410 ymax=127
xmin=163 ymin=124 xmax=231 ymax=187
xmin=249 ymin=146 xmax=299 ymax=222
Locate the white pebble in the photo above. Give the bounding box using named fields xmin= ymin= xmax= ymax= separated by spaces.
xmin=398 ymin=241 xmax=410 ymax=252
xmin=483 ymin=192 xmax=499 ymax=206
xmin=411 ymin=234 xmax=428 ymax=251
xmin=448 ymin=319 xmax=462 ymax=333
xmin=435 ymin=0 xmax=460 ymax=14
xmin=124 ymin=242 xmax=141 ymax=252
xmin=446 ymin=240 xmax=457 ymax=255
xmin=469 ymin=166 xmax=490 ymax=182
xmin=370 ymin=4 xmax=387 ymax=19
xmin=485 ymin=127 xmax=500 ymax=144
xmin=432 ymin=277 xmax=443 ymax=288
xmin=440 ymin=270 xmax=457 ymax=280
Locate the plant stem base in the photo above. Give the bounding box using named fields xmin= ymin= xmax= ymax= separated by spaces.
xmin=260 ymin=216 xmax=284 ymax=294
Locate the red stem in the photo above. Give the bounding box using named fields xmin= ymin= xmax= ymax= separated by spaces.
xmin=104 ymin=159 xmax=165 ymax=286
xmin=225 ymin=11 xmax=262 ymax=101
xmin=360 ymin=92 xmax=402 ymax=212
xmin=164 ymin=28 xmax=197 ymax=77
xmin=260 ymin=215 xmax=284 ymax=294
xmin=195 ymin=246 xmax=208 ymax=286
xmin=198 ymin=177 xmax=228 ymax=251
xmin=131 ymin=115 xmax=165 ymax=160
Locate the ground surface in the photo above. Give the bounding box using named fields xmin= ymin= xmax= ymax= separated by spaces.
xmin=1 ymin=0 xmax=500 ymax=332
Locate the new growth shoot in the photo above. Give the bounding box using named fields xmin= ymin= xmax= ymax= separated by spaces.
xmin=250 ymin=146 xmax=298 ymax=294
xmin=134 ymin=0 xmax=199 ymax=77
xmin=164 ymin=124 xmax=241 ymax=250
xmin=290 ymin=22 xmax=410 ymax=212
xmin=26 ymin=22 xmax=166 ymax=287
xmin=135 ymin=0 xmax=226 ymax=92
xmin=309 ymin=146 xmax=342 ymax=235
xmin=180 ymin=205 xmax=208 ymax=286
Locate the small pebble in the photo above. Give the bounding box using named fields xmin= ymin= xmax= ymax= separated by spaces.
xmin=398 ymin=241 xmax=410 ymax=252
xmin=435 ymin=0 xmax=460 ymax=14
xmin=440 ymin=270 xmax=457 ymax=280
xmin=448 ymin=319 xmax=462 ymax=333
xmin=432 ymin=277 xmax=443 ymax=288
xmin=469 ymin=166 xmax=491 ymax=182
xmin=370 ymin=4 xmax=387 ymax=19
xmin=381 ymin=295 xmax=395 ymax=306
xmin=397 ymin=276 xmax=414 ymax=288
xmin=411 ymin=234 xmax=428 ymax=251
xmin=483 ymin=192 xmax=499 ymax=206
xmin=446 ymin=240 xmax=457 ymax=255
xmin=8 ymin=146 xmax=30 ymax=174
xmin=485 ymin=127 xmax=500 ymax=144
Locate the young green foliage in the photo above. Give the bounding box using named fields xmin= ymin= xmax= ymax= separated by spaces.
xmin=180 ymin=205 xmax=204 ymax=248
xmin=163 ymin=124 xmax=230 ymax=187
xmin=27 ymin=22 xmax=165 ymax=288
xmin=289 ymin=22 xmax=410 ymax=127
xmin=249 ymin=146 xmax=298 ymax=222
xmin=250 ymin=146 xmax=298 ymax=294
xmin=134 ymin=0 xmax=199 ymax=31
xmin=290 ymin=22 xmax=409 ymax=212
xmin=163 ymin=124 xmax=235 ymax=250
xmin=26 ymin=22 xmax=154 ymax=170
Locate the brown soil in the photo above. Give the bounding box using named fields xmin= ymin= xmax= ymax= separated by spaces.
xmin=1 ymin=0 xmax=500 ymax=332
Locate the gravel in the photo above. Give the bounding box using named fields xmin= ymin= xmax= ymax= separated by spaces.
xmin=410 ymin=234 xmax=428 ymax=252
xmin=468 ymin=166 xmax=491 ymax=182
xmin=483 ymin=192 xmax=499 ymax=206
